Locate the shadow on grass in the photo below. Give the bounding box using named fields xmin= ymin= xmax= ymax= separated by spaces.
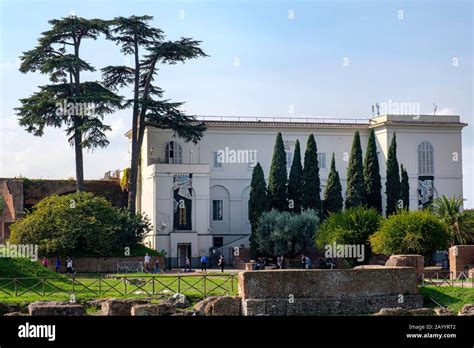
xmin=421 ymin=286 xmax=474 ymax=313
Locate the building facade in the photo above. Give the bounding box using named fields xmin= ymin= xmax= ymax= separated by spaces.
xmin=132 ymin=115 xmax=467 ymax=267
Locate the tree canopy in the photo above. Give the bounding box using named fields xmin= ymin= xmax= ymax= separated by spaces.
xmin=385 ymin=133 xmax=400 ymax=216
xmin=288 ymin=139 xmax=303 ymax=213
xmin=9 ymin=192 xmax=152 ymax=257
xmin=323 ymin=153 xmax=343 ymax=216
xmin=268 ymin=132 xmax=288 ymax=211
xmin=370 ymin=210 xmax=449 ymax=259
xmin=302 ymin=134 xmax=321 ymax=215
xmin=255 ymin=209 xmax=320 ymax=257
xmin=17 ymin=16 xmax=122 ymax=191
xmin=364 ymin=129 xmax=382 ymax=212
xmin=345 ymin=131 xmax=366 ymax=209
xmin=102 ymin=15 xmax=207 ymax=212
xmin=249 ymin=163 xmax=270 ymax=257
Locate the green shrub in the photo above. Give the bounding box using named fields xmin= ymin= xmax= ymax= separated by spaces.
xmin=315 ymin=206 xmax=382 ymax=265
xmin=255 ymin=209 xmax=320 ymax=257
xmin=129 ymin=244 xmax=164 ymax=257
xmin=370 ymin=210 xmax=449 ymax=259
xmin=9 ymin=192 xmax=152 ymax=257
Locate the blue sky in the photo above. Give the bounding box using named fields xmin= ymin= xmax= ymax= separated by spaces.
xmin=0 ymin=0 xmax=472 ymax=205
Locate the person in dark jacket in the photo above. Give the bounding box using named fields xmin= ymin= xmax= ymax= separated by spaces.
xmin=218 ymin=254 xmax=225 ymax=272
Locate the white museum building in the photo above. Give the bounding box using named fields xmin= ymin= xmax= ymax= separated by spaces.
xmin=128 ymin=114 xmax=467 ymax=267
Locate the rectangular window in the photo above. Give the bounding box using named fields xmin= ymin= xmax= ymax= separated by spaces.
xmin=213 ymin=151 xmax=222 ymax=168
xmin=213 ymin=237 xmax=223 ymax=248
xmin=318 ymin=153 xmax=327 ymax=169
xmin=212 ymin=200 xmax=223 ymax=221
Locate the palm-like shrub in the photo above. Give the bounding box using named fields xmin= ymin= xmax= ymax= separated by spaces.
xmin=430 ymin=195 xmax=471 ymax=246
xmin=315 ymin=206 xmax=382 ymax=265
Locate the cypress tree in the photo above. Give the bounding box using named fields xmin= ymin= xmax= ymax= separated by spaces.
xmin=345 ymin=131 xmax=366 ymax=208
xmin=268 ymin=132 xmax=288 ymax=211
xmin=323 ymin=153 xmax=343 ymax=216
xmin=400 ymin=164 xmax=410 ymax=211
xmin=249 ymin=163 xmax=269 ymax=258
xmin=302 ymin=134 xmax=322 ymax=215
xmin=385 ymin=133 xmax=400 ymax=216
xmin=287 ymin=139 xmax=303 ymax=213
xmin=364 ymin=129 xmax=382 ymax=213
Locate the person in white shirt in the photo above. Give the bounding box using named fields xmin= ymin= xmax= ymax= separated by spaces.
xmin=144 ymin=253 xmax=151 ymax=272
xmin=66 ymin=257 xmax=74 ymax=274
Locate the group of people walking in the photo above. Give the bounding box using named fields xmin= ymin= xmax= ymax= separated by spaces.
xmin=253 ymin=254 xmax=335 ymax=270
xmin=143 ymin=253 xmax=162 ymax=273
xmin=41 ymin=256 xmax=74 ymax=274
xmin=183 ymin=254 xmax=226 ymax=273
xmin=42 ymin=252 xmax=332 ymax=274
xmin=142 ymin=253 xmax=226 ymax=273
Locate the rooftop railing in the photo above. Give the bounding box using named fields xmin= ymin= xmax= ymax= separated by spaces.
xmin=194 ymin=115 xmax=370 ymax=124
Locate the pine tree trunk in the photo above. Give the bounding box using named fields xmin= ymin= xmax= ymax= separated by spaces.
xmin=128 ymin=138 xmax=139 ymax=213
xmin=73 ymin=41 xmax=84 ymax=192
xmin=74 ymin=129 xmax=85 ymax=192
xmin=127 ymin=37 xmax=140 ymax=214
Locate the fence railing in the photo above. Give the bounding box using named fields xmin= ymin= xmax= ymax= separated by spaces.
xmin=418 ymin=272 xmax=473 ymax=287
xmin=0 ymin=274 xmax=237 ymax=299
xmin=195 ymin=115 xmax=370 ymax=124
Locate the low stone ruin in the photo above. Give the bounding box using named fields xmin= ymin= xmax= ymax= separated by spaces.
xmin=239 ymin=267 xmax=423 ymax=316
xmin=131 ymin=301 xmax=176 ymax=316
xmin=193 ymin=296 xmax=241 ymax=316
xmin=28 ymin=301 xmax=86 ymax=316
xmin=100 ymin=298 xmax=149 ymax=316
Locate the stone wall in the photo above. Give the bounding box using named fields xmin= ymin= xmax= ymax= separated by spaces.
xmin=23 ymin=179 xmax=126 ymax=208
xmin=449 ymin=245 xmax=474 ymax=278
xmin=41 ymin=256 xmax=165 ymax=273
xmin=0 ymin=179 xmax=24 ymax=241
xmin=0 ymin=178 xmax=126 ymax=242
xmin=238 ymin=268 xmax=423 ymax=316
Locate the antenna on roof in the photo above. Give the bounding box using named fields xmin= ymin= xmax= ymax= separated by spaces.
xmin=375 ymin=102 xmax=380 ymax=116
xmin=433 ymin=103 xmax=438 ymax=116
xmin=371 ymin=105 xmax=375 ymax=117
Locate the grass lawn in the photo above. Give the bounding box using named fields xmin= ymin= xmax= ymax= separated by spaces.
xmin=421 ymin=285 xmax=474 ymax=313
xmin=0 ymin=258 xmax=238 ymax=304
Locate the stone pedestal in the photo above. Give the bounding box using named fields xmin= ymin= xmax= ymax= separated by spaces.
xmin=238 ymin=268 xmax=422 ymax=316
xmin=385 ymin=254 xmax=424 ymax=275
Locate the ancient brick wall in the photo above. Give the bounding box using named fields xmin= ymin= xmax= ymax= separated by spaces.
xmin=449 ymin=245 xmax=474 ymax=277
xmin=0 ymin=178 xmax=126 ymax=242
xmin=23 ymin=179 xmax=126 ymax=208
xmin=0 ymin=179 xmax=24 ymax=241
